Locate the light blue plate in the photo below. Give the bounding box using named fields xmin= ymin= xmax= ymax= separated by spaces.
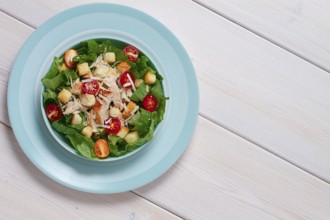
xmin=7 ymin=3 xmax=199 ymax=193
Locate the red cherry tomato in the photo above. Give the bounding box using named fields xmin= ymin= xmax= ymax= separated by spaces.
xmin=119 ymin=71 xmax=135 ymax=89
xmin=64 ymin=49 xmax=79 ymax=68
xmin=142 ymin=94 xmax=158 ymax=112
xmin=45 ymin=104 xmax=63 ymax=121
xmin=105 ymin=117 xmax=121 ymax=134
xmin=82 ymin=79 xmax=99 ymax=94
xmin=123 ymin=45 xmax=139 ymax=62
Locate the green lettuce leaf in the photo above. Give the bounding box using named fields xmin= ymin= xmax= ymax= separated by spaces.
xmin=51 ymin=121 xmax=96 ymax=159
xmin=41 ymin=57 xmax=61 ymax=80
xmin=126 ymin=117 xmax=155 ymax=152
xmin=42 ymin=89 xmax=57 ymax=103
xmin=42 ymin=69 xmax=78 ymax=91
xmin=130 ymin=82 xmax=148 ymax=102
xmin=129 ymin=108 xmax=152 ymax=135
xmin=154 ymin=97 xmax=166 ymax=126
xmin=150 ymin=80 xmax=164 ymax=101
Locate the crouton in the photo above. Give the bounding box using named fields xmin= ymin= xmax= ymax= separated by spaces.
xmin=144 ymin=70 xmax=156 ymax=84
xmin=135 ymin=79 xmax=144 ymax=88
xmin=122 ymin=101 xmax=137 ymax=119
xmin=80 ymin=94 xmax=96 ymax=107
xmin=71 ymin=81 xmax=82 ymax=95
xmin=124 ymin=131 xmax=139 ymax=143
xmin=77 ymin=62 xmax=91 ymax=76
xmin=82 ymin=126 xmax=93 ymax=138
xmin=58 ymin=88 xmax=72 ymax=104
xmin=117 ymin=61 xmax=131 ymax=74
xmin=103 ymin=52 xmax=116 ymax=64
xmin=117 ymin=127 xmax=129 ymax=138
xmin=71 ymin=114 xmax=82 ymax=125
xmin=109 ymin=107 xmax=121 ymax=117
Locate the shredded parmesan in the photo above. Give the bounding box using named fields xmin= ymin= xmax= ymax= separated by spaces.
xmin=69 ymin=76 xmax=73 ymax=87
xmin=123 ymin=82 xmax=131 ymax=88
xmin=104 ymin=117 xmax=112 ymax=125
xmin=127 ymin=74 xmax=136 ymax=91
xmin=96 ymin=124 xmax=111 ymax=129
xmin=89 ymin=54 xmax=103 ymax=68
xmin=111 ymin=61 xmax=121 ymax=67
xmin=81 ymin=78 xmax=94 ymax=83
xmin=90 ymin=76 xmax=104 ymax=81
xmin=124 ymin=106 xmax=140 ymax=126
xmin=96 ymin=97 xmax=104 ymax=105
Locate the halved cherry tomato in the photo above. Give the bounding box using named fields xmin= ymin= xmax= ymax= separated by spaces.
xmin=119 ymin=71 xmax=135 ymax=89
xmin=142 ymin=94 xmax=158 ymax=112
xmin=123 ymin=45 xmax=139 ymax=62
xmin=82 ymin=79 xmax=99 ymax=94
xmin=94 ymin=139 xmax=110 ymax=158
xmin=64 ymin=49 xmax=79 ymax=68
xmin=105 ymin=117 xmax=121 ymax=134
xmin=45 ymin=104 xmax=62 ymax=121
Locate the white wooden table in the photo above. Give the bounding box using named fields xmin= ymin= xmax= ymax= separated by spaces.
xmin=1 ymin=0 xmax=330 ymax=219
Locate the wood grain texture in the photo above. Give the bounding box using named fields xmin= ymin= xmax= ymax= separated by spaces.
xmin=1 ymin=1 xmax=330 ymax=219
xmin=136 ymin=117 xmax=330 ymax=220
xmin=1 ymin=118 xmax=329 ymax=219
xmin=1 ymin=0 xmax=330 ymax=181
xmin=0 ymin=11 xmax=33 ymax=125
xmin=0 ymin=124 xmax=182 ymax=220
xmin=195 ymin=0 xmax=330 ymax=71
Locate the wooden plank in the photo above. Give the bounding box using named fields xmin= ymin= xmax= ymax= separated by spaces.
xmin=135 ymin=117 xmax=330 ymax=220
xmin=0 ymin=12 xmax=33 ymax=125
xmin=1 ymin=0 xmax=330 ymax=181
xmin=0 ymin=123 xmax=182 ymax=220
xmin=194 ymin=0 xmax=330 ymax=71
xmin=1 ymin=117 xmax=330 ymax=219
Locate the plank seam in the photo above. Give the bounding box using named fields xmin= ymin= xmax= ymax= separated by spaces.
xmin=0 ymin=9 xmax=36 ymax=29
xmin=199 ymin=112 xmax=330 ymax=185
xmin=131 ymin=191 xmax=185 ymax=219
xmin=192 ymin=0 xmax=330 ymax=74
xmin=1 ymin=108 xmax=328 ymax=187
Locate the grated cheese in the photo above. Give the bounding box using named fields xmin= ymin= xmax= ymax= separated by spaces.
xmin=123 ymin=82 xmax=131 ymax=88
xmin=127 ymin=74 xmax=136 ymax=91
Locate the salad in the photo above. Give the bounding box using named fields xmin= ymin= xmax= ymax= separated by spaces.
xmin=41 ymin=39 xmax=167 ymax=159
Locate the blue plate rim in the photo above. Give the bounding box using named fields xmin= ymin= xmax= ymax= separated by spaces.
xmin=7 ymin=3 xmax=199 ymax=193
